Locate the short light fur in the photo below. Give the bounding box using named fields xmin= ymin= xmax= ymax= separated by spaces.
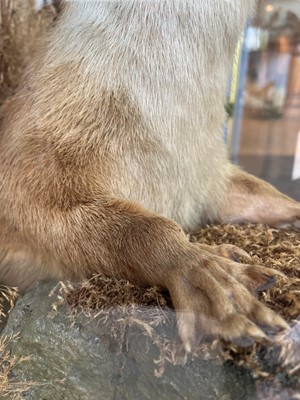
xmin=0 ymin=0 xmax=299 ymax=350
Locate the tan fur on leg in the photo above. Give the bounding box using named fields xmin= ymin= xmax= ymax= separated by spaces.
xmin=221 ymin=166 xmax=300 ymax=231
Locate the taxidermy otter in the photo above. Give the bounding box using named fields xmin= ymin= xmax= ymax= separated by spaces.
xmin=0 ymin=0 xmax=299 ymax=351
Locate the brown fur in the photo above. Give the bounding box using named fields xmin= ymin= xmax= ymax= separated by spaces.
xmin=222 ymin=166 xmax=300 ymax=230
xmin=0 ymin=0 xmax=299 ymax=351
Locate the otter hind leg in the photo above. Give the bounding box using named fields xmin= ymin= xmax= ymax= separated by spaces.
xmin=220 ymin=166 xmax=300 ymax=231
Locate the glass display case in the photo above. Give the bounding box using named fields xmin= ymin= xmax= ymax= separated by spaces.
xmin=228 ymin=0 xmax=300 ymax=201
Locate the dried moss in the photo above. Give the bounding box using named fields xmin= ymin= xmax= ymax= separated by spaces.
xmin=0 ymin=286 xmax=28 ymax=400
xmin=0 ymin=285 xmax=18 ymax=324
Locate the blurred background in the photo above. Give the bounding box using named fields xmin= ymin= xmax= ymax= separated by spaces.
xmin=227 ymin=0 xmax=300 ymax=201
xmin=0 ymin=0 xmax=300 ymax=200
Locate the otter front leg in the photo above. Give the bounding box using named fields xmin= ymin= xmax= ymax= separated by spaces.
xmin=16 ymin=198 xmax=287 ymax=351
xmin=220 ymin=165 xmax=300 ymax=231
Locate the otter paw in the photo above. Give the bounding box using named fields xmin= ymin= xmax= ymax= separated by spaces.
xmin=167 ymin=247 xmax=288 ymax=352
xmin=197 ymin=243 xmax=252 ymax=263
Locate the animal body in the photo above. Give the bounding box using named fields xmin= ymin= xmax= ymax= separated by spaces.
xmin=0 ymin=0 xmax=299 ymax=351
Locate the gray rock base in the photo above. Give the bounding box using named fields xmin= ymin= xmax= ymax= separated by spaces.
xmin=1 ymin=281 xmax=257 ymax=400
